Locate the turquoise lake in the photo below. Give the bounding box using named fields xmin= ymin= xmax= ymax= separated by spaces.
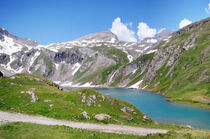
xmin=68 ymin=88 xmax=210 ymax=130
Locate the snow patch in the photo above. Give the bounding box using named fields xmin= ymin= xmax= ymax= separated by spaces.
xmin=142 ymin=85 xmax=148 ymax=89
xmin=71 ymin=63 xmax=81 ymax=76
xmin=139 ymin=44 xmax=145 ymax=47
xmin=123 ymin=50 xmax=133 ymax=63
xmin=132 ymin=69 xmax=137 ymax=74
xmin=110 ymin=38 xmax=116 ymax=43
xmin=146 ymin=49 xmax=157 ymax=54
xmin=146 ymin=39 xmax=157 ymax=43
xmin=129 ymin=80 xmax=143 ymax=89
xmin=60 ymin=81 xmax=95 ymax=88
xmin=144 ymin=46 xmax=151 ymax=51
xmin=135 ymin=50 xmax=142 ymax=53
xmin=127 ymin=55 xmax=133 ymax=63
xmin=53 ymin=81 xmax=61 ymax=84
xmin=0 ymin=35 xmax=26 ymax=55
xmin=60 ymin=81 xmax=72 ymax=87
xmin=109 ymin=71 xmax=117 ymax=83
xmin=79 ymin=82 xmax=94 ymax=87
xmin=28 ymin=51 xmax=40 ymax=73
xmin=55 ymin=63 xmax=59 ymax=70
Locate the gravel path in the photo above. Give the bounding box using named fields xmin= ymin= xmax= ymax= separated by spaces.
xmin=0 ymin=111 xmax=168 ymax=136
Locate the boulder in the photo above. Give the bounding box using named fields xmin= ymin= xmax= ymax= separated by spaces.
xmin=94 ymin=114 xmax=111 ymax=121
xmin=0 ymin=71 xmax=3 ymax=78
xmin=82 ymin=111 xmax=90 ymax=119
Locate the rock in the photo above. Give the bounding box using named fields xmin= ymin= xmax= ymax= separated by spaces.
xmin=0 ymin=54 xmax=10 ymax=64
xmin=10 ymin=83 xmax=14 ymax=86
xmin=57 ymin=86 xmax=63 ymax=91
xmin=126 ymin=107 xmax=135 ymax=113
xmin=128 ymin=118 xmax=134 ymax=121
xmin=120 ymin=107 xmax=127 ymax=113
xmin=20 ymin=91 xmax=25 ymax=94
xmin=0 ymin=71 xmax=3 ymax=78
xmin=95 ymin=114 xmax=111 ymax=121
xmin=121 ymin=107 xmax=136 ymax=114
xmin=143 ymin=115 xmax=147 ymax=119
xmin=92 ymin=95 xmax=96 ymax=100
xmin=49 ymin=104 xmax=54 ymax=108
xmin=82 ymin=95 xmax=86 ymax=103
xmin=44 ymin=100 xmax=51 ymax=102
xmin=10 ymin=76 xmax=15 ymax=79
xmin=82 ymin=111 xmax=90 ymax=119
xmin=101 ymin=95 xmax=105 ymax=101
xmin=54 ymin=50 xmax=83 ymax=64
xmin=186 ymin=125 xmax=192 ymax=128
xmin=154 ymin=81 xmax=160 ymax=87
xmin=20 ymin=90 xmax=38 ymax=103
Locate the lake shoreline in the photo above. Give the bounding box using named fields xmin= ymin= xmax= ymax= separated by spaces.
xmin=65 ymin=86 xmax=210 ymax=110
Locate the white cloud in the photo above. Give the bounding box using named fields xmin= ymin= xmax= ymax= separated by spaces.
xmin=137 ymin=22 xmax=156 ymax=40
xmin=110 ymin=17 xmax=137 ymax=42
xmin=179 ymin=18 xmax=192 ymax=29
xmin=205 ymin=3 xmax=210 ymax=14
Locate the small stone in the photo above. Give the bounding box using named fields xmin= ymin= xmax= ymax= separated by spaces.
xmin=82 ymin=95 xmax=86 ymax=103
xmin=49 ymin=104 xmax=54 ymax=108
xmin=121 ymin=107 xmax=126 ymax=113
xmin=102 ymin=96 xmax=105 ymax=101
xmin=10 ymin=83 xmax=14 ymax=86
xmin=10 ymin=76 xmax=15 ymax=79
xmin=82 ymin=111 xmax=90 ymax=119
xmin=127 ymin=107 xmax=135 ymax=112
xmin=92 ymin=95 xmax=96 ymax=100
xmin=20 ymin=91 xmax=25 ymax=94
xmin=143 ymin=115 xmax=147 ymax=119
xmin=44 ymin=100 xmax=51 ymax=102
xmin=128 ymin=118 xmax=134 ymax=121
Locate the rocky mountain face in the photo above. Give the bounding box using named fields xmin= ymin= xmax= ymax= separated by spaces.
xmin=0 ymin=17 xmax=209 ymax=107
xmin=0 ymin=27 xmax=171 ymax=87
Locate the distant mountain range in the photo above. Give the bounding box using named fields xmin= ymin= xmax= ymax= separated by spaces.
xmin=0 ymin=17 xmax=209 ymax=108
xmin=0 ymin=25 xmax=172 ymax=87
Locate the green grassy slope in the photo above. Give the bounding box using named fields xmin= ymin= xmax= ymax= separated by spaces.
xmin=1 ymin=122 xmax=210 ymax=139
xmin=146 ymin=18 xmax=210 ymax=108
xmin=0 ymin=74 xmax=152 ymax=126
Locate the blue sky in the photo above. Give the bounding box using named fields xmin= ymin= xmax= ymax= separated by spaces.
xmin=0 ymin=0 xmax=209 ymax=44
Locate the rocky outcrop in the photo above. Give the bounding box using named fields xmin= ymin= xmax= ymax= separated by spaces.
xmin=0 ymin=54 xmax=10 ymax=64
xmin=81 ymin=111 xmax=90 ymax=119
xmin=94 ymin=114 xmax=111 ymax=121
xmin=0 ymin=71 xmax=3 ymax=77
xmin=54 ymin=50 xmax=83 ymax=64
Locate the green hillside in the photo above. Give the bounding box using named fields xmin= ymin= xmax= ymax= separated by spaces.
xmin=145 ymin=18 xmax=210 ymax=108
xmin=0 ymin=74 xmax=152 ymax=126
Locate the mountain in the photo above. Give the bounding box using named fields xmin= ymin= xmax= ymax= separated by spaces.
xmin=0 ymin=28 xmax=171 ymax=87
xmin=0 ymin=17 xmax=209 ymax=108
xmin=0 ymin=28 xmax=39 ymax=55
xmin=120 ymin=17 xmax=210 ymax=108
